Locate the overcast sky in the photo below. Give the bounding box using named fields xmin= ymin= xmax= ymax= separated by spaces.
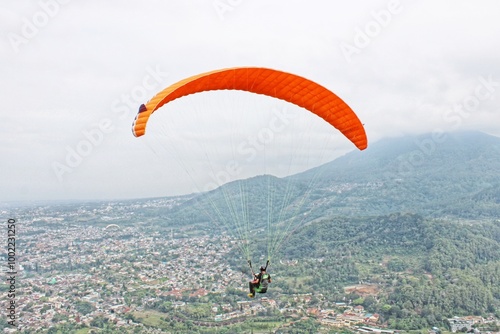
xmin=2 ymin=0 xmax=499 ymax=203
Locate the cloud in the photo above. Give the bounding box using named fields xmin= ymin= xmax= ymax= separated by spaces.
xmin=2 ymin=0 xmax=500 ymax=201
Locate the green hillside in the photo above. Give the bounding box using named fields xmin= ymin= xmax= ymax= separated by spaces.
xmin=153 ymin=131 xmax=500 ymax=329
xmin=274 ymin=213 xmax=500 ymax=329
xmin=290 ymin=130 xmax=500 ymax=218
xmin=165 ymin=131 xmax=500 ymax=226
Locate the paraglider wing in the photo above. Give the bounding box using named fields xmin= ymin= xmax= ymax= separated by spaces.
xmin=132 ymin=67 xmax=367 ymax=150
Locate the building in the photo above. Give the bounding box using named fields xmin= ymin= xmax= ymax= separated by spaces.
xmin=448 ymin=317 xmax=474 ymax=333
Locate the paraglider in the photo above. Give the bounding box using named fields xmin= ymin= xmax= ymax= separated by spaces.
xmin=132 ymin=67 xmax=367 ymax=296
xmin=247 ymin=260 xmax=271 ymax=298
xmin=131 ymin=67 xmax=367 ymax=150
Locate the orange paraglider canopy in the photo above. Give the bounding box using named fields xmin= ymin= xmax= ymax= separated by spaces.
xmin=132 ymin=67 xmax=367 ymax=150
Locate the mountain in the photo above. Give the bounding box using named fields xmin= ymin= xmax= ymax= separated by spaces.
xmin=289 ymin=130 xmax=500 ymax=218
xmin=165 ymin=174 xmax=309 ymax=230
xmin=162 ymin=131 xmax=500 ymax=230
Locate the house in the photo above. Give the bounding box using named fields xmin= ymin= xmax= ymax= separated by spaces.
xmin=320 ymin=309 xmax=336 ymax=318
xmin=307 ymin=308 xmax=321 ymax=317
xmin=448 ymin=317 xmax=474 ymax=333
xmin=354 ymin=305 xmax=365 ymax=313
xmin=364 ymin=313 xmax=380 ymax=325
xmin=237 ymin=300 xmax=252 ymax=311
xmin=321 ymin=316 xmax=343 ymax=327
xmin=357 ymin=326 xmax=395 ymax=334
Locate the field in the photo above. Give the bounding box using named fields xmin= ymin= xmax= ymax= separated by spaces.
xmin=343 ymin=284 xmax=380 ymax=296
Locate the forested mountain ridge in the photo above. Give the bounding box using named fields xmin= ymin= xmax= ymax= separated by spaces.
xmin=290 ymin=130 xmax=500 ymax=218
xmin=275 ymin=213 xmax=500 ymax=329
xmin=164 ymin=130 xmax=500 ymax=227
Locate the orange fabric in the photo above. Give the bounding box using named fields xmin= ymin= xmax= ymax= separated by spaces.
xmin=132 ymin=67 xmax=367 ymax=150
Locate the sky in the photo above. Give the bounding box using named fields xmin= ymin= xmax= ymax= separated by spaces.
xmin=2 ymin=0 xmax=500 ymax=203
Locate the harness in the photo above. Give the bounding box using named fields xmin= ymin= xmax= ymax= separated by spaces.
xmin=248 ymin=260 xmax=271 ymax=293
